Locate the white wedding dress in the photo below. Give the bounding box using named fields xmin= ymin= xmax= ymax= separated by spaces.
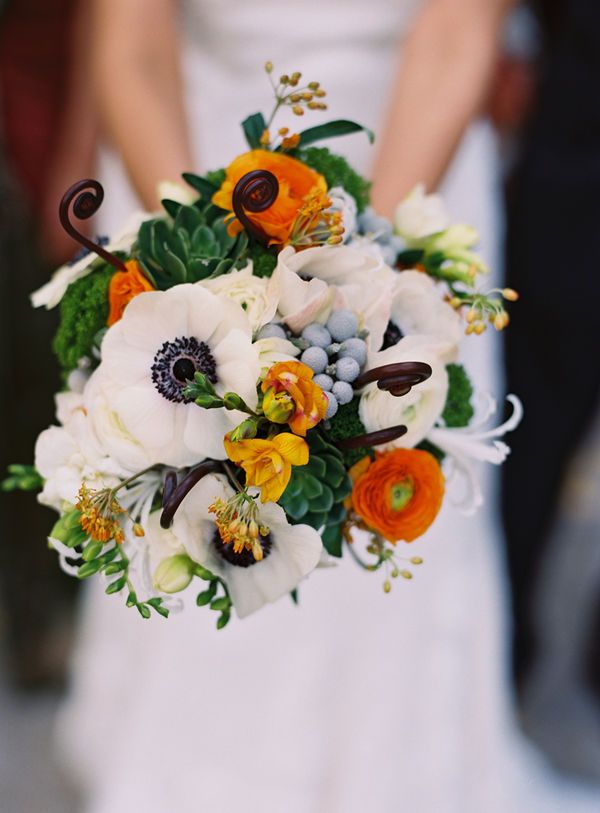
xmin=58 ymin=2 xmax=600 ymax=811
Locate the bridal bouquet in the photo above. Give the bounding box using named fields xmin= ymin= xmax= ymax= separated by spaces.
xmin=5 ymin=64 xmax=521 ymax=627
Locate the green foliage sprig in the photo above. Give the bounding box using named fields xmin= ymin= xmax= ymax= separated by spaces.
xmin=53 ymin=265 xmax=113 ymax=373
xmin=1 ymin=464 xmax=43 ymax=493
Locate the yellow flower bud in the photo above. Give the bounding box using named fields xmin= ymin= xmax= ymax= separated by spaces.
xmin=502 ymin=287 xmax=519 ymax=302
xmin=263 ymin=387 xmax=295 ymax=424
xmin=264 ymin=61 xmax=273 ymax=74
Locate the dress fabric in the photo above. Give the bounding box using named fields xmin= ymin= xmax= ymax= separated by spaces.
xmin=58 ymin=2 xmax=600 ymax=811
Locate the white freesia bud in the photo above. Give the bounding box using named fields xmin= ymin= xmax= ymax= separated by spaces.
xmin=157 ymin=180 xmax=197 ymax=206
xmin=153 ymin=554 xmax=195 ymax=594
xmin=394 ymin=184 xmax=450 ymax=243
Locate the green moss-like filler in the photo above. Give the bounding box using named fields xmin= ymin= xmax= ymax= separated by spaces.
xmin=247 ymin=241 xmax=278 ymax=278
xmin=442 ymin=364 xmax=474 ymax=428
xmin=327 ymin=398 xmax=374 ymax=468
xmin=53 ymin=265 xmax=114 ymax=373
xmin=298 ymin=147 xmax=371 ymax=212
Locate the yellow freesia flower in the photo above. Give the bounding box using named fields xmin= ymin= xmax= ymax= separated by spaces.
xmin=262 ymin=360 xmax=328 ymax=436
xmin=224 ymin=432 xmax=309 ymax=503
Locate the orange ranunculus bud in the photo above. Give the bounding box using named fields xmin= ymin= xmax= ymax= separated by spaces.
xmin=212 ymin=149 xmax=327 ymax=245
xmin=107 ymin=260 xmax=155 ymax=326
xmin=261 ymin=361 xmax=328 ymax=436
xmin=223 ymin=432 xmax=309 ymax=503
xmin=351 ymin=449 xmax=445 ymax=543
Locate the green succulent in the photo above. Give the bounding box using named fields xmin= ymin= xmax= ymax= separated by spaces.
xmin=136 ymin=203 xmax=248 ymax=289
xmin=280 ymin=433 xmax=351 ymax=558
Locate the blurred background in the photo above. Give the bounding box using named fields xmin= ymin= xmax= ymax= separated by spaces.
xmin=0 ymin=0 xmax=598 ymax=811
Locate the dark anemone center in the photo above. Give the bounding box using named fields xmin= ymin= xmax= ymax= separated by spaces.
xmin=151 ymin=336 xmax=217 ymax=403
xmin=380 ymin=320 xmax=404 ymax=351
xmin=212 ymin=529 xmax=273 ymax=568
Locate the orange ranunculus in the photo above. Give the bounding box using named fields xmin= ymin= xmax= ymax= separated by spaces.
xmin=223 ymin=431 xmax=309 ymax=503
xmin=351 ymin=449 xmax=445 ymax=543
xmin=107 ymin=260 xmax=155 ymax=326
xmin=261 ymin=361 xmax=328 ymax=436
xmin=212 ymin=149 xmax=327 ymax=245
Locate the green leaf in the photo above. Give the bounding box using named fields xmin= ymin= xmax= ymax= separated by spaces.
xmin=210 ymin=596 xmax=231 ymax=612
xmin=216 ymin=609 xmax=231 ymax=629
xmin=196 ymin=583 xmax=218 ymax=606
xmin=305 ymin=456 xmax=327 ymax=478
xmin=161 ymin=199 xmax=183 ymax=219
xmin=296 ymin=120 xmax=374 ymax=148
xmin=281 ymin=492 xmax=309 ymax=520
xmin=283 ymin=474 xmax=304 ymax=499
xmin=397 ymin=248 xmax=425 ymax=266
xmin=182 ymin=172 xmax=220 ymax=201
xmin=103 ymin=561 xmax=127 ymax=575
xmin=290 ymin=589 xmax=299 ymax=605
xmin=302 ymin=473 xmax=323 ymax=500
xmin=82 ymin=541 xmax=103 ymax=562
xmin=241 ymin=112 xmax=267 ymax=149
xmin=153 ymin=604 xmax=170 ymax=619
xmin=321 ymin=523 xmax=344 ymax=557
xmin=307 ymin=485 xmax=334 ymax=513
xmin=77 ymin=560 xmax=102 ymax=579
xmin=126 ymin=591 xmax=138 ymax=607
xmin=137 ymin=604 xmax=152 ymax=619
xmin=105 ymin=575 xmax=127 ymax=594
xmin=302 ymin=510 xmax=328 ymax=530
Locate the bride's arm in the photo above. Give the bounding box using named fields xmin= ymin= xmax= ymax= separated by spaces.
xmin=91 ymin=0 xmax=194 ymax=209
xmin=371 ymin=0 xmax=514 ymax=217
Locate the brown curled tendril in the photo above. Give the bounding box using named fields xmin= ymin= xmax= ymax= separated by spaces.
xmin=337 ymin=424 xmax=408 ymax=451
xmin=59 ymin=179 xmax=127 ymax=272
xmin=232 ymin=169 xmax=279 ymax=245
xmin=335 ymin=362 xmax=432 ymax=452
xmin=160 ymin=461 xmax=224 ymax=529
xmin=353 ymin=361 xmax=432 ymax=392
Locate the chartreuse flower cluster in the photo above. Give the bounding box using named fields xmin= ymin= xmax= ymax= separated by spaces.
xmin=5 ymin=61 xmax=521 ymax=625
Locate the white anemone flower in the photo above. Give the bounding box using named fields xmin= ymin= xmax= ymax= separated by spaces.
xmin=146 ymin=474 xmax=323 ymax=619
xmin=389 ymin=271 xmax=461 ymax=362
xmin=394 ymin=184 xmax=450 ymax=243
xmin=269 ymin=244 xmax=395 ymax=349
xmin=199 ymin=263 xmax=279 ymax=335
xmin=428 ymin=394 xmax=523 ymax=514
xmin=31 ymin=211 xmax=153 ymax=309
xmin=359 ymin=335 xmax=449 ymax=450
xmin=88 ymin=284 xmax=261 ymax=468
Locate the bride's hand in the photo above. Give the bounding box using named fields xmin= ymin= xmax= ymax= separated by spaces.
xmin=91 ymin=0 xmax=195 ymax=210
xmin=370 ymin=0 xmax=515 ymax=218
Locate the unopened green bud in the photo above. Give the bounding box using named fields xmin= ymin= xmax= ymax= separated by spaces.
xmin=153 ymin=554 xmax=195 ymax=594
xmin=50 ymin=508 xmax=87 ymax=548
xmin=262 ymin=387 xmax=295 ymax=424
xmin=230 ymin=418 xmax=259 ymax=442
xmin=222 ymin=392 xmax=245 ymax=411
xmin=193 ymin=394 xmax=223 ymax=409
